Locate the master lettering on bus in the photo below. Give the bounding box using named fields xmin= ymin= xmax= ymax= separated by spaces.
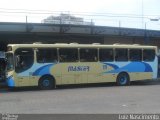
xmin=68 ymin=66 xmax=90 ymax=72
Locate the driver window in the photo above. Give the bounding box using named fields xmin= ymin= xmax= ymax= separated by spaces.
xmin=15 ymin=48 xmax=34 ymax=73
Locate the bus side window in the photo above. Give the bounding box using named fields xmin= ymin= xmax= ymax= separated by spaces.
xmin=80 ymin=48 xmax=98 ymax=62
xmin=129 ymin=49 xmax=142 ymax=61
xmin=99 ymin=49 xmax=114 ymax=62
xmin=37 ymin=48 xmax=58 ymax=63
xmin=59 ymin=48 xmax=78 ymax=62
xmin=143 ymin=49 xmax=155 ymax=61
xmin=115 ymin=49 xmax=128 ymax=61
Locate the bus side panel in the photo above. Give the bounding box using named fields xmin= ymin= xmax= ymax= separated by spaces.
xmin=54 ymin=63 xmax=90 ymax=85
xmin=28 ymin=59 xmax=157 ymax=86
xmin=102 ymin=61 xmax=155 ymax=81
xmin=52 ymin=62 xmax=117 ymax=85
xmin=16 ymin=75 xmax=30 ymax=87
xmin=83 ymin=62 xmax=100 ymax=83
xmin=100 ymin=62 xmax=117 ymax=82
xmin=50 ymin=64 xmax=62 ymax=85
xmin=129 ymin=72 xmax=152 ymax=81
xmin=31 ymin=63 xmax=61 ymax=86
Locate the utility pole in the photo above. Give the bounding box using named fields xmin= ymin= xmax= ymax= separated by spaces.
xmin=119 ymin=21 xmax=121 ymax=35
xmin=141 ymin=0 xmax=144 ymax=29
xmin=26 ymin=16 xmax=28 ymax=24
xmin=144 ymin=22 xmax=148 ymax=44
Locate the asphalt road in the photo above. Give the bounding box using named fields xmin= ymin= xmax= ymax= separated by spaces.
xmin=0 ymin=81 xmax=160 ymax=114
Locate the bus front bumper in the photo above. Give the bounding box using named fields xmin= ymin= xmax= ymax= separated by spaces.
xmin=6 ymin=76 xmax=15 ymax=87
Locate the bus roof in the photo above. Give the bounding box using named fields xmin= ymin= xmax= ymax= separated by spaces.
xmin=7 ymin=43 xmax=157 ymax=49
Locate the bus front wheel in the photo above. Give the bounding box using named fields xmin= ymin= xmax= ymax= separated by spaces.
xmin=38 ymin=76 xmax=55 ymax=90
xmin=116 ymin=72 xmax=130 ymax=86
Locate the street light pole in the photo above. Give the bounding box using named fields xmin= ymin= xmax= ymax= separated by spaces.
xmin=144 ymin=22 xmax=148 ymax=44
xmin=144 ymin=18 xmax=160 ymax=44
xmin=119 ymin=21 xmax=121 ymax=35
xmin=141 ymin=0 xmax=144 ymax=29
xmin=26 ymin=16 xmax=28 ymax=24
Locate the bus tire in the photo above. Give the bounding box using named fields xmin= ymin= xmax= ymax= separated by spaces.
xmin=38 ymin=75 xmax=55 ymax=90
xmin=116 ymin=72 xmax=130 ymax=86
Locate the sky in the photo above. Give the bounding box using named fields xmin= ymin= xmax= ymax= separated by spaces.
xmin=0 ymin=0 xmax=160 ymax=30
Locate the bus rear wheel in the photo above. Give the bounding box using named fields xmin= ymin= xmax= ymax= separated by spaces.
xmin=38 ymin=76 xmax=55 ymax=90
xmin=117 ymin=72 xmax=130 ymax=86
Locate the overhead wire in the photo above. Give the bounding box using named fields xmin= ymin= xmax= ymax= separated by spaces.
xmin=0 ymin=7 xmax=158 ymax=19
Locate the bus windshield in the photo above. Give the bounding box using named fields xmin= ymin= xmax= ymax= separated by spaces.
xmin=6 ymin=53 xmax=14 ymax=71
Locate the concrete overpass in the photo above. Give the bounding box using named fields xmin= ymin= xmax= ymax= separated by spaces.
xmin=0 ymin=22 xmax=160 ymax=51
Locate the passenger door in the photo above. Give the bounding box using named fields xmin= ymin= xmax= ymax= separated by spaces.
xmin=15 ymin=48 xmax=34 ymax=86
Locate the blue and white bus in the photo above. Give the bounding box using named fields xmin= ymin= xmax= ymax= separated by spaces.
xmin=6 ymin=43 xmax=158 ymax=89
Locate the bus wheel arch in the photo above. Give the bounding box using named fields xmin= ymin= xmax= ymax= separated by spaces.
xmin=116 ymin=72 xmax=130 ymax=86
xmin=38 ymin=74 xmax=56 ymax=90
